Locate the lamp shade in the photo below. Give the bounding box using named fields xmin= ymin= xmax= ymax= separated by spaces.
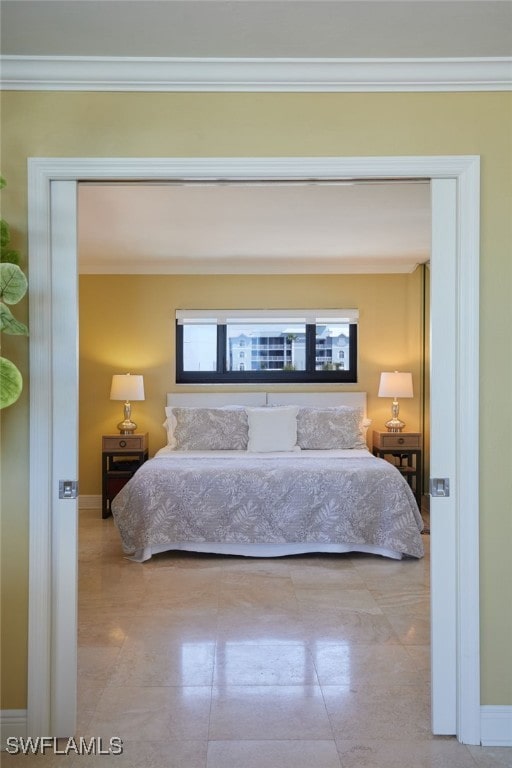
xmin=378 ymin=371 xmax=413 ymax=399
xmin=110 ymin=374 xmax=145 ymax=401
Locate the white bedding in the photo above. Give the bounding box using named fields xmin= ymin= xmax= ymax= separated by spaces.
xmin=154 ymin=446 xmax=374 ymax=460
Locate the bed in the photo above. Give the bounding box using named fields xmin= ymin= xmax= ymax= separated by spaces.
xmin=111 ymin=392 xmax=424 ymax=562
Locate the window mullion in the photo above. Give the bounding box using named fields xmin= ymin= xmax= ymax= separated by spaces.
xmin=176 ymin=322 xmax=184 ymax=374
xmin=305 ymin=324 xmax=316 ymax=372
xmin=218 ymin=325 xmax=227 ymax=374
xmin=348 ymin=324 xmax=358 ymax=375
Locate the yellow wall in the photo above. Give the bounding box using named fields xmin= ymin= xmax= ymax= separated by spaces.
xmin=79 ymin=272 xmax=424 ymax=493
xmin=1 ymin=90 xmax=511 ymax=709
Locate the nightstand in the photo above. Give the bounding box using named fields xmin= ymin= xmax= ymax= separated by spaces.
xmin=372 ymin=430 xmax=422 ymax=508
xmin=101 ymin=433 xmax=148 ymax=519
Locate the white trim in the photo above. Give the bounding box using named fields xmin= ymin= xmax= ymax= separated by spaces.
xmin=80 ymin=258 xmax=418 ymax=276
xmin=28 ymin=155 xmax=480 ymax=743
xmin=49 ymin=182 xmax=78 ymax=737
xmin=2 ymin=56 xmax=511 ymax=93
xmin=430 ymin=179 xmax=458 ymax=734
xmin=27 ymin=162 xmax=53 ymax=738
xmin=79 ymin=495 xmax=102 ymax=510
xmin=0 ymin=710 xmax=27 ymax=749
xmin=456 ymin=157 xmax=481 ymax=745
xmin=26 ymin=155 xmax=480 ymax=182
xmin=176 ymin=308 xmax=359 ymax=323
xmin=480 ymin=706 xmax=512 ymax=747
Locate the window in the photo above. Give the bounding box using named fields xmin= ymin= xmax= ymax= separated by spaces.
xmin=176 ymin=310 xmax=358 ymax=384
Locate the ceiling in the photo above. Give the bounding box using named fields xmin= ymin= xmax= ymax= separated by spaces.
xmin=2 ymin=1 xmax=511 ymax=59
xmin=78 ymin=181 xmax=431 ymax=274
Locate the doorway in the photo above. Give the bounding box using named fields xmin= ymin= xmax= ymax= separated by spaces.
xmin=27 ymin=155 xmax=481 ymax=743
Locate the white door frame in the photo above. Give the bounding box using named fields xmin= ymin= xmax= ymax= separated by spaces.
xmin=27 ymin=155 xmax=480 ymax=743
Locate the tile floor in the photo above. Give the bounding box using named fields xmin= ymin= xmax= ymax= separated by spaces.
xmin=4 ymin=510 xmax=510 ymax=767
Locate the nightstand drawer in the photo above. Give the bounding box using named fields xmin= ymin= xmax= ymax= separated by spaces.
xmin=102 ymin=433 xmax=148 ymax=451
xmin=373 ymin=431 xmax=421 ymax=449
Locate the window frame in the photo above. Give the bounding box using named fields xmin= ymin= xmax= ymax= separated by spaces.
xmin=176 ymin=314 xmax=358 ymax=384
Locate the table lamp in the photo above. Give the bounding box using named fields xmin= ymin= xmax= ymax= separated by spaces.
xmin=378 ymin=371 xmax=413 ymax=432
xmin=110 ymin=373 xmax=145 ymax=434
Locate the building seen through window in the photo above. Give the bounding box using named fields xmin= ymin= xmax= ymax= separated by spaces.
xmin=227 ymin=325 xmax=349 ymax=372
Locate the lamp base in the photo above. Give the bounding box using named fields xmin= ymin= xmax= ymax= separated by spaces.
xmin=117 ymin=401 xmax=137 ymax=434
xmin=117 ymin=419 xmax=137 ymax=435
xmin=384 ymin=417 xmax=405 ymax=433
xmin=385 ymin=398 xmax=406 ymax=432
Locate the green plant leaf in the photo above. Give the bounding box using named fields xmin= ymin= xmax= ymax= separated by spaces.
xmin=1 ymin=247 xmax=20 ymax=265
xmin=0 ymin=262 xmax=28 ymax=304
xmin=0 ymin=302 xmax=28 ymax=335
xmin=0 ymin=176 xmax=6 ymax=190
xmin=0 ymin=356 xmax=23 ymax=409
xmin=0 ymin=219 xmax=9 ymax=248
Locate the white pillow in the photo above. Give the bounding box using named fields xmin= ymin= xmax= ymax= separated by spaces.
xmin=247 ymin=406 xmax=300 ymax=452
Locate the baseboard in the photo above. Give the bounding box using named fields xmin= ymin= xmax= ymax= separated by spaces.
xmin=480 ymin=705 xmax=512 ymax=746
xmin=79 ymin=494 xmax=101 ymax=510
xmin=0 ymin=710 xmax=27 ymax=750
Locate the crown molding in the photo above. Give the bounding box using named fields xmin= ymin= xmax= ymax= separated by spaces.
xmin=1 ymin=55 xmax=511 ymax=92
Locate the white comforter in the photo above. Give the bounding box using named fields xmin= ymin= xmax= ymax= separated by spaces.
xmin=111 ymin=449 xmax=424 ymax=562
